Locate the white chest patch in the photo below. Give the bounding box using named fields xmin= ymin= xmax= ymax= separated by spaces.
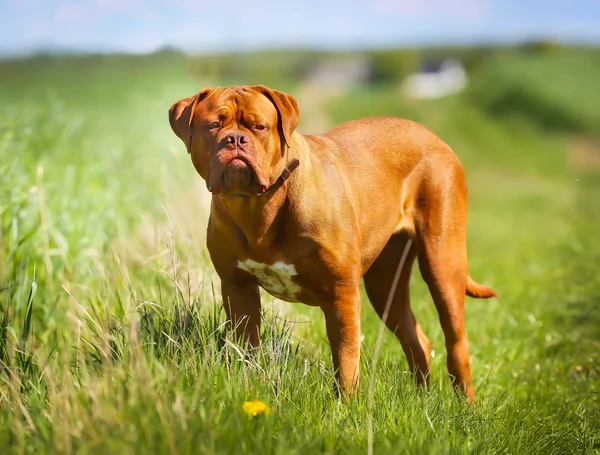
xmin=237 ymin=259 xmax=301 ymax=302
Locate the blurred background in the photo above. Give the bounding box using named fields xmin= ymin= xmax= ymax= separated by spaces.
xmin=2 ymin=0 xmax=598 ymax=289
xmin=1 ymin=2 xmax=600 ymax=451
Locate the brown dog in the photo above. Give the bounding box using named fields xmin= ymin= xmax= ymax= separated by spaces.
xmin=169 ymin=85 xmax=496 ymax=401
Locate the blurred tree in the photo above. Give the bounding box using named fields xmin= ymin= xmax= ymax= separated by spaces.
xmin=520 ymin=40 xmax=565 ymax=55
xmin=368 ymin=49 xmax=418 ymax=83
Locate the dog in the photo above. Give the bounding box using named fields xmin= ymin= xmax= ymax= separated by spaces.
xmin=168 ymin=85 xmax=497 ymax=401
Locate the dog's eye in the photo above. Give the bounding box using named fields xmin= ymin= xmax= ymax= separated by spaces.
xmin=254 ymin=124 xmax=266 ymax=131
xmin=208 ymin=122 xmax=220 ymax=129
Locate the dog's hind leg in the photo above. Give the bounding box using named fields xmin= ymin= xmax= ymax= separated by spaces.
xmin=415 ymin=169 xmax=475 ymax=401
xmin=364 ymin=232 xmax=431 ymax=387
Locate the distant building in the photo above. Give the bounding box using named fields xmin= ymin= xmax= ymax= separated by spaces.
xmin=401 ymin=59 xmax=468 ymax=99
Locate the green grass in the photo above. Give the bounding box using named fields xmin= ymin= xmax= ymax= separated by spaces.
xmin=1 ymin=50 xmax=599 ymax=454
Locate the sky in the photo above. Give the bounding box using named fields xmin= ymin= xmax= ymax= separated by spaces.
xmin=1 ymin=0 xmax=600 ymax=56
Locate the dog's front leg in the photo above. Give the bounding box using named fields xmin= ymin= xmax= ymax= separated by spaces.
xmin=322 ymin=289 xmax=361 ymax=397
xmin=221 ymin=280 xmax=262 ymax=348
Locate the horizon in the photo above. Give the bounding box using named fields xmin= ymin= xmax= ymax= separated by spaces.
xmin=4 ymin=37 xmax=599 ymax=61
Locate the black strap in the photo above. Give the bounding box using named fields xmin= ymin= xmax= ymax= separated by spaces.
xmin=259 ymin=158 xmax=300 ymax=196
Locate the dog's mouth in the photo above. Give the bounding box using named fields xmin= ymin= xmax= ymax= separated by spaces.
xmin=210 ymin=155 xmax=269 ymax=196
xmin=228 ymin=157 xmax=250 ymax=170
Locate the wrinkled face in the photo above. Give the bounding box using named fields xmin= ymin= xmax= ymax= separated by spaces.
xmin=169 ymin=86 xmax=300 ymax=197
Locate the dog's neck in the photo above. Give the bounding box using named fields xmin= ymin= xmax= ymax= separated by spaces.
xmin=212 ymin=134 xmax=306 ymax=250
xmin=214 ymin=186 xmax=288 ymax=249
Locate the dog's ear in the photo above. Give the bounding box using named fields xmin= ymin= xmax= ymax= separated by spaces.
xmin=168 ymin=88 xmax=212 ymax=153
xmin=252 ymin=85 xmax=300 ymax=149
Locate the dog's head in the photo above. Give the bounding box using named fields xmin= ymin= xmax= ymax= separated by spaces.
xmin=169 ymin=85 xmax=300 ymax=197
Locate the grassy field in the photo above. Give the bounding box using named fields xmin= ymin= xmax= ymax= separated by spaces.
xmin=1 ymin=49 xmax=599 ymax=454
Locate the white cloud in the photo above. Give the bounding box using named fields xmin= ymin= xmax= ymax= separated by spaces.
xmin=54 ymin=2 xmax=100 ymax=25
xmin=96 ymin=0 xmax=159 ymax=20
xmin=54 ymin=0 xmax=159 ymax=26
xmin=120 ymin=30 xmax=166 ymax=53
xmin=373 ymin=0 xmax=489 ymax=20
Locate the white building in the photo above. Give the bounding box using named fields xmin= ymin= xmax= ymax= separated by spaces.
xmin=402 ymin=59 xmax=468 ymax=99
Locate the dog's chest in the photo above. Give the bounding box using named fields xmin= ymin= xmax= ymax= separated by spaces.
xmin=237 ymin=259 xmax=302 ymax=302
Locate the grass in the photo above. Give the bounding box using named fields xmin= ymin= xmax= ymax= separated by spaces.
xmin=0 ymin=50 xmax=599 ymax=454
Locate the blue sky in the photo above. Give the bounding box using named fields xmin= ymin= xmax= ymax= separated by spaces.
xmin=1 ymin=0 xmax=600 ymax=55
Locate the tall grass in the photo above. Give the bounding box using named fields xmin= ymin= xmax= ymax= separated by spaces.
xmin=0 ymin=52 xmax=599 ymax=453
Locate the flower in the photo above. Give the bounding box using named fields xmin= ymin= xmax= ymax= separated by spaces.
xmin=242 ymin=400 xmax=271 ymax=417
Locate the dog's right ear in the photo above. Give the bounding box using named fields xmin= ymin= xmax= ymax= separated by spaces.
xmin=168 ymin=88 xmax=212 ymax=153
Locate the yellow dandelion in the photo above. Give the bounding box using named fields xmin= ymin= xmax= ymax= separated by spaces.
xmin=242 ymin=400 xmax=271 ymax=417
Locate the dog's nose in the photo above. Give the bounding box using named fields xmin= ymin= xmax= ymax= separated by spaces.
xmin=226 ymin=132 xmax=249 ymax=147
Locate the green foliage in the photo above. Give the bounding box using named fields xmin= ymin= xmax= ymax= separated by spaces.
xmin=187 ymin=49 xmax=322 ymax=88
xmin=467 ymin=48 xmax=600 ymax=135
xmin=519 ymin=39 xmax=566 ymax=55
xmin=367 ymin=49 xmax=418 ymax=83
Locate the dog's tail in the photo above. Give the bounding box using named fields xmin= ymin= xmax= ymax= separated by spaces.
xmin=466 ymin=275 xmax=497 ymax=299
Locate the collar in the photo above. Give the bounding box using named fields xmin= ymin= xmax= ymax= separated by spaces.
xmin=228 ymin=158 xmax=299 ymax=198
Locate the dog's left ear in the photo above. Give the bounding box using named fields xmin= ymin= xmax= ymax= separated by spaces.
xmin=252 ymin=85 xmax=300 ymax=149
xmin=168 ymin=88 xmax=213 ymax=153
